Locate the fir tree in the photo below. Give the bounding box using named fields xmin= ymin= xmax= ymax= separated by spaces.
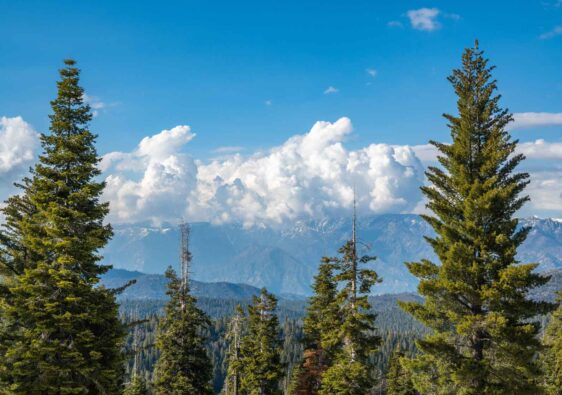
xmin=399 ymin=42 xmax=556 ymax=395
xmin=239 ymin=288 xmax=284 ymax=395
xmin=319 ymin=209 xmax=381 ymax=395
xmin=223 ymin=304 xmax=245 ymax=395
xmin=292 ymin=261 xmax=340 ymax=394
xmin=124 ymin=375 xmax=149 ymax=395
xmin=386 ymin=347 xmax=417 ymax=395
xmin=542 ymin=293 xmax=562 ymax=395
xmin=0 ymin=59 xmax=124 ymax=393
xmin=153 ymin=266 xmax=213 ymax=394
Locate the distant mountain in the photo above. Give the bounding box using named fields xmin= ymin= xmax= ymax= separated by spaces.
xmin=101 ymin=268 xmax=263 ymax=301
xmin=102 ymin=215 xmax=562 ymax=295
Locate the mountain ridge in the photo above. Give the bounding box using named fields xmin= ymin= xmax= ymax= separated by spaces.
xmin=102 ymin=214 xmax=562 ymax=295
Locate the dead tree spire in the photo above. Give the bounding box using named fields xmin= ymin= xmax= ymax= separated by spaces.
xmin=179 ymin=222 xmax=191 ymax=310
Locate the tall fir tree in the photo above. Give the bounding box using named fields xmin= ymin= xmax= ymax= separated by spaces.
xmin=0 ymin=59 xmax=125 ymax=393
xmin=399 ymin=43 xmax=556 ymax=395
xmin=239 ymin=288 xmax=284 ymax=395
xmin=319 ymin=207 xmax=381 ymax=395
xmin=542 ymin=293 xmax=562 ymax=395
xmin=386 ymin=347 xmax=417 ymax=395
xmin=153 ymin=262 xmax=213 ymax=394
xmin=223 ymin=304 xmax=245 ymax=395
xmin=292 ymin=261 xmax=340 ymax=394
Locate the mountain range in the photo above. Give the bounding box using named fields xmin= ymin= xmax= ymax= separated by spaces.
xmin=102 ymin=214 xmax=562 ymax=295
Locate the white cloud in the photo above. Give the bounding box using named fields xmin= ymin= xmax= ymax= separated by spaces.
xmin=102 ymin=118 xmax=425 ymax=226
xmin=407 ymin=8 xmax=441 ymax=31
xmin=213 ymin=146 xmax=245 ymax=154
xmin=526 ymin=170 xmax=562 ymax=214
xmin=324 ymin=86 xmax=339 ymax=95
xmin=0 ymin=116 xmax=39 ymax=176
xmin=366 ymin=68 xmax=377 ymax=78
xmin=518 ymin=139 xmax=562 ymax=160
xmin=511 ymin=112 xmax=562 ymax=129
xmin=102 ymin=125 xmax=197 ymax=225
xmin=539 ymin=25 xmax=562 ymax=40
xmin=265 ymin=100 xmax=272 ymax=106
xmin=387 ymin=20 xmax=404 ymax=28
xmin=83 ymin=94 xmax=107 ymax=117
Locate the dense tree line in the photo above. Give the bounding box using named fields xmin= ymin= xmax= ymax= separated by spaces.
xmin=0 ymin=44 xmax=560 ymax=394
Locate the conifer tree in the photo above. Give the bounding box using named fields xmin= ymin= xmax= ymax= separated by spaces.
xmin=319 ymin=210 xmax=381 ymax=395
xmin=124 ymin=375 xmax=149 ymax=395
xmin=542 ymin=293 xmax=562 ymax=395
xmin=0 ymin=59 xmax=125 ymax=393
xmin=239 ymin=288 xmax=284 ymax=395
xmin=292 ymin=261 xmax=340 ymax=394
xmin=223 ymin=304 xmax=245 ymax=395
xmin=399 ymin=43 xmax=556 ymax=394
xmin=125 ymin=312 xmax=149 ymax=395
xmin=386 ymin=347 xmax=417 ymax=395
xmin=154 ymin=265 xmax=213 ymax=394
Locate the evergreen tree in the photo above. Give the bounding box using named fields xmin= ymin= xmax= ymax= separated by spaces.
xmin=319 ymin=212 xmax=381 ymax=395
xmin=239 ymin=288 xmax=284 ymax=395
xmin=124 ymin=375 xmax=149 ymax=395
xmin=0 ymin=59 xmax=124 ymax=393
xmin=292 ymin=261 xmax=340 ymax=394
xmin=542 ymin=293 xmax=562 ymax=395
xmin=386 ymin=347 xmax=417 ymax=395
xmin=223 ymin=304 xmax=245 ymax=395
xmin=154 ymin=266 xmax=213 ymax=394
xmin=399 ymin=43 xmax=556 ymax=395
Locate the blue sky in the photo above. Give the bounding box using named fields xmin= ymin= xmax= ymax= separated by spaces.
xmin=1 ymin=0 xmax=562 ymax=224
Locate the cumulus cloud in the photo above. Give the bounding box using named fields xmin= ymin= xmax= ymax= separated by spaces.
xmin=102 ymin=125 xmax=197 ymax=224
xmin=0 ymin=116 xmax=39 ymax=176
xmin=324 ymin=86 xmax=339 ymax=95
xmin=526 ymin=170 xmax=562 ymax=215
xmin=518 ymin=139 xmax=562 ymax=160
xmin=407 ymin=8 xmax=441 ymax=31
xmin=511 ymin=112 xmax=562 ymax=129
xmin=102 ymin=118 xmax=425 ymax=226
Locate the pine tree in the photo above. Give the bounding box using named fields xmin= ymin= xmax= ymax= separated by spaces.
xmin=386 ymin=347 xmax=417 ymax=395
xmin=0 ymin=59 xmax=125 ymax=393
xmin=542 ymin=293 xmax=562 ymax=395
xmin=292 ymin=261 xmax=340 ymax=394
xmin=153 ymin=265 xmax=213 ymax=394
xmin=399 ymin=42 xmax=556 ymax=395
xmin=319 ymin=209 xmax=381 ymax=395
xmin=239 ymin=288 xmax=284 ymax=395
xmin=223 ymin=304 xmax=245 ymax=395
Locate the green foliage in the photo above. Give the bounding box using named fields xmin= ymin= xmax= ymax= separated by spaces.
xmin=239 ymin=288 xmax=284 ymax=395
xmin=154 ymin=267 xmax=213 ymax=394
xmin=386 ymin=347 xmax=417 ymax=395
xmin=317 ymin=237 xmax=381 ymax=394
xmin=0 ymin=59 xmax=124 ymax=394
xmin=542 ymin=293 xmax=562 ymax=395
xmin=223 ymin=305 xmax=245 ymax=395
xmin=124 ymin=375 xmax=149 ymax=395
xmin=400 ymin=43 xmax=556 ymax=395
xmin=292 ymin=262 xmax=340 ymax=394
xmin=319 ymin=358 xmax=372 ymax=395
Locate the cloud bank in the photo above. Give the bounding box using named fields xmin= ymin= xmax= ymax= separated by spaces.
xmin=0 ymin=116 xmax=39 ymax=177
xmin=102 ymin=118 xmax=425 ymax=226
